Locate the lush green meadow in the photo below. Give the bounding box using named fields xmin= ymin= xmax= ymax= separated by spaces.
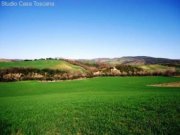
xmin=0 ymin=60 xmax=85 ymax=73
xmin=0 ymin=77 xmax=180 ymax=135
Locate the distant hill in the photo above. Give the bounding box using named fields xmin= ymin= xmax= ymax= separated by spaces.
xmin=123 ymin=56 xmax=180 ymax=65
xmin=0 ymin=58 xmax=13 ymax=62
xmin=1 ymin=56 xmax=180 ymax=67
xmin=78 ymin=56 xmax=180 ymax=65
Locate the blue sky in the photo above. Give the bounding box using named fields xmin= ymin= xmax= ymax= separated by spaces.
xmin=0 ymin=0 xmax=180 ymax=59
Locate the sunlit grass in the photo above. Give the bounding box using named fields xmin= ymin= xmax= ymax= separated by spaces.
xmin=0 ymin=77 xmax=180 ymax=135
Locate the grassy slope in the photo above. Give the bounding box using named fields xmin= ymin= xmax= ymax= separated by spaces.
xmin=0 ymin=77 xmax=180 ymax=135
xmin=0 ymin=60 xmax=86 ymax=73
xmin=139 ymin=64 xmax=176 ymax=72
xmin=0 ymin=60 xmax=178 ymax=74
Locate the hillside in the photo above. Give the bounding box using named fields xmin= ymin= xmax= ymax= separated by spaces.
xmin=0 ymin=57 xmax=180 ymax=81
xmin=78 ymin=56 xmax=180 ymax=65
xmin=0 ymin=59 xmax=86 ymax=73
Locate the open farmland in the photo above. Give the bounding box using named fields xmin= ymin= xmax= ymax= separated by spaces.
xmin=0 ymin=60 xmax=86 ymax=73
xmin=0 ymin=77 xmax=180 ymax=135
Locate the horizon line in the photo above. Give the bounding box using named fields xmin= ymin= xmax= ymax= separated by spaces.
xmin=0 ymin=56 xmax=180 ymax=60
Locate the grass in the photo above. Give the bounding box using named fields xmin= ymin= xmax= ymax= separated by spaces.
xmin=0 ymin=77 xmax=180 ymax=135
xmin=0 ymin=60 xmax=86 ymax=73
xmin=139 ymin=64 xmax=175 ymax=72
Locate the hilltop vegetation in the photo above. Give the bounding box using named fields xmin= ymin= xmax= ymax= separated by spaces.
xmin=0 ymin=57 xmax=179 ymax=81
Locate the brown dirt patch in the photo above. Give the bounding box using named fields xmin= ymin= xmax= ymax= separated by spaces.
xmin=149 ymin=82 xmax=180 ymax=87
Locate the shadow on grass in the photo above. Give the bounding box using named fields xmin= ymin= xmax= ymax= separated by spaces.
xmin=0 ymin=119 xmax=13 ymax=135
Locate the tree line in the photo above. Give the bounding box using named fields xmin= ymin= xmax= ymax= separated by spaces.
xmin=0 ymin=68 xmax=92 ymax=81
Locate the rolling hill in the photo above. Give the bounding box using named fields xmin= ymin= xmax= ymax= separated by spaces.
xmin=78 ymin=56 xmax=180 ymax=65
xmin=0 ymin=56 xmax=179 ymax=81
xmin=0 ymin=59 xmax=86 ymax=73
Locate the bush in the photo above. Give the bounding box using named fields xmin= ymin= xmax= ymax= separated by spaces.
xmin=0 ymin=68 xmax=67 ymax=81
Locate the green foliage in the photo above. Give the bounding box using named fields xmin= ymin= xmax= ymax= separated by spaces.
xmin=0 ymin=77 xmax=180 ymax=135
xmin=115 ymin=65 xmax=142 ymax=74
xmin=0 ymin=68 xmax=68 ymax=81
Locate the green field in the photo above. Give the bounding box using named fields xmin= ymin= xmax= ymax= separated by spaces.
xmin=0 ymin=60 xmax=86 ymax=73
xmin=0 ymin=77 xmax=180 ymax=135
